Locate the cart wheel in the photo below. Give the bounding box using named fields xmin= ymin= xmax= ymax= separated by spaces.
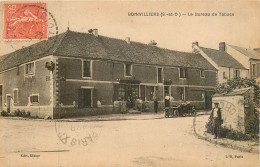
xmin=174 ymin=110 xmax=179 ymax=117
xmin=164 ymin=110 xmax=169 ymax=118
xmin=170 ymin=110 xmax=174 ymax=118
xmin=192 ymin=110 xmax=196 ymax=116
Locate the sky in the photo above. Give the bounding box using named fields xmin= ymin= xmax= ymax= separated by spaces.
xmin=0 ymin=0 xmax=260 ymax=56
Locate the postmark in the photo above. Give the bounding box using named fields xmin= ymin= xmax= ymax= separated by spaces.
xmin=4 ymin=3 xmax=47 ymax=40
xmin=55 ymin=121 xmax=102 ymax=147
xmin=4 ymin=3 xmax=59 ymax=57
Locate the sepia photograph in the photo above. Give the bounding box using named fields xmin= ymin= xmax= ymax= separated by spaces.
xmin=0 ymin=0 xmax=259 ymax=167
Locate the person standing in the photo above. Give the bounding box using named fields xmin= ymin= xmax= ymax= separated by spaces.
xmin=154 ymin=99 xmax=158 ymax=113
xmin=210 ymin=102 xmax=222 ymax=139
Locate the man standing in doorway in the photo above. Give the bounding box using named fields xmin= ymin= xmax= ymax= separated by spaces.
xmin=210 ymin=102 xmax=222 ymax=139
xmin=154 ymin=99 xmax=158 ymax=113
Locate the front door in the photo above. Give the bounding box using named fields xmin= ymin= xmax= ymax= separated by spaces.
xmin=6 ymin=95 xmax=11 ymax=113
xmin=83 ymin=89 xmax=92 ymax=108
xmin=125 ymin=85 xmax=139 ymax=109
xmin=205 ymin=91 xmax=213 ymax=110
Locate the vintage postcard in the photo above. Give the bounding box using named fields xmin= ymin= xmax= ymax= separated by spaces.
xmin=0 ymin=0 xmax=259 ymax=167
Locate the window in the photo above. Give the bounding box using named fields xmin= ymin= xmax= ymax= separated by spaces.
xmin=30 ymin=94 xmax=39 ymax=104
xmin=13 ymin=89 xmax=18 ymax=104
xmin=83 ymin=60 xmax=92 ymax=78
xmin=125 ymin=63 xmax=132 ymax=76
xmin=252 ymin=64 xmax=257 ymax=78
xmin=177 ymin=87 xmax=185 ymax=101
xmin=179 ymin=68 xmax=187 ymax=78
xmin=25 ymin=62 xmax=35 ymax=75
xmin=200 ymin=70 xmax=205 ymax=78
xmin=157 ymin=68 xmax=163 ymax=83
xmin=223 ymin=72 xmax=228 ymax=79
xmin=234 ymin=69 xmax=240 ymax=79
xmin=146 ymin=86 xmax=155 ymax=101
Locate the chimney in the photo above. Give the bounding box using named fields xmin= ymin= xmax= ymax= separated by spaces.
xmin=92 ymin=28 xmax=98 ymax=37
xmin=125 ymin=37 xmax=130 ymax=44
xmin=192 ymin=41 xmax=199 ymax=48
xmin=149 ymin=40 xmax=157 ymax=46
xmin=219 ymin=42 xmax=226 ymax=51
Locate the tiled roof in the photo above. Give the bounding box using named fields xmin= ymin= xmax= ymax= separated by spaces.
xmin=0 ymin=30 xmax=216 ymax=72
xmin=213 ymin=87 xmax=252 ymax=96
xmin=0 ymin=32 xmax=67 ymax=72
xmin=228 ymin=44 xmax=260 ymax=60
xmin=224 ymin=87 xmax=251 ymax=96
xmin=199 ymin=47 xmax=246 ymax=69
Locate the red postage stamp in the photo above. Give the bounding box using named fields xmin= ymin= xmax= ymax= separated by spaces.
xmin=4 ymin=3 xmax=47 ymax=40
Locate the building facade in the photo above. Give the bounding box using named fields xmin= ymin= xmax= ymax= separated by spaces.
xmin=0 ymin=30 xmax=217 ymax=118
xmin=225 ymin=44 xmax=260 ymax=80
xmin=192 ymin=42 xmax=249 ymax=84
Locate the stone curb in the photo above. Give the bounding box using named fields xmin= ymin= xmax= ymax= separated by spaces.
xmin=0 ymin=113 xmax=165 ymax=122
xmin=193 ymin=114 xmax=259 ymax=154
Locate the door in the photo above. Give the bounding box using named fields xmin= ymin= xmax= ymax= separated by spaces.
xmin=83 ymin=89 xmax=92 ymax=108
xmin=125 ymin=85 xmax=139 ymax=109
xmin=205 ymin=91 xmax=213 ymax=110
xmin=7 ymin=95 xmax=11 ymax=113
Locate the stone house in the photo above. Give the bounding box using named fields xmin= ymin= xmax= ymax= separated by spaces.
xmin=225 ymin=44 xmax=260 ymax=81
xmin=192 ymin=42 xmax=248 ymax=84
xmin=0 ymin=29 xmax=217 ymax=118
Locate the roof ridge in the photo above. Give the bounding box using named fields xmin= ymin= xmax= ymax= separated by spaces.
xmin=52 ymin=30 xmax=70 ymax=54
xmin=68 ymin=30 xmax=195 ymax=55
xmin=199 ymin=46 xmax=226 ymax=52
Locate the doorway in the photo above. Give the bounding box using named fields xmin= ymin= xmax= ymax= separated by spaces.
xmin=6 ymin=95 xmax=11 ymax=113
xmin=205 ymin=91 xmax=213 ymax=110
xmin=125 ymin=85 xmax=139 ymax=109
xmin=83 ymin=89 xmax=92 ymax=108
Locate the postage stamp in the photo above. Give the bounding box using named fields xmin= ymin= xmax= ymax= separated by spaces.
xmin=4 ymin=3 xmax=47 ymax=40
xmin=4 ymin=3 xmax=59 ymax=57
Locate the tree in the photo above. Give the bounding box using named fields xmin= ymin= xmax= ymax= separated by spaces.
xmin=215 ymin=78 xmax=260 ymax=107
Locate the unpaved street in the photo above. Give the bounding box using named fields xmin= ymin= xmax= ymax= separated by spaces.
xmin=0 ymin=116 xmax=258 ymax=167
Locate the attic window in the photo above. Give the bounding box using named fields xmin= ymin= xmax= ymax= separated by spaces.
xmin=157 ymin=68 xmax=163 ymax=83
xmin=179 ymin=68 xmax=187 ymax=78
xmin=125 ymin=63 xmax=132 ymax=77
xmin=82 ymin=60 xmax=92 ymax=78
xmin=25 ymin=62 xmax=35 ymax=75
